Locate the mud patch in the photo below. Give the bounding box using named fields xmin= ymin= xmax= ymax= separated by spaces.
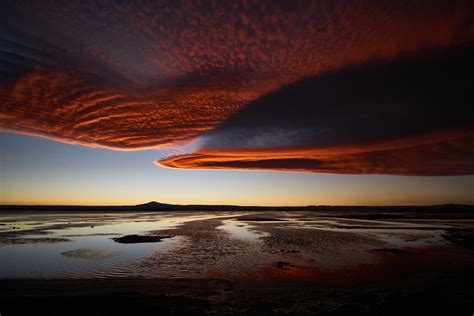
xmin=62 ymin=248 xmax=122 ymax=260
xmin=0 ymin=237 xmax=70 ymax=245
xmin=237 ymin=216 xmax=285 ymax=222
xmin=368 ymin=248 xmax=412 ymax=256
xmin=442 ymin=228 xmax=474 ymax=250
xmin=112 ymin=234 xmax=173 ymax=244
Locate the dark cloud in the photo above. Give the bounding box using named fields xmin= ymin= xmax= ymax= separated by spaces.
xmin=200 ymin=46 xmax=473 ymax=148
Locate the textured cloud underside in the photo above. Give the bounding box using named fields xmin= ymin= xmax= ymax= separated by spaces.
xmin=1 ymin=1 xmax=473 ymax=174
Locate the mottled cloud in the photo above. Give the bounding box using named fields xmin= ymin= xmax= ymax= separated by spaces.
xmin=1 ymin=1 xmax=473 ymax=174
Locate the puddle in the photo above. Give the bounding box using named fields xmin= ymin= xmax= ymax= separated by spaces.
xmin=0 ymin=214 xmax=201 ymax=278
xmin=217 ymin=219 xmax=269 ymax=242
xmin=0 ymin=228 xmax=179 ymax=278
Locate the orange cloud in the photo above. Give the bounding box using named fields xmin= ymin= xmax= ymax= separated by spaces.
xmin=1 ymin=1 xmax=473 ymax=150
xmin=0 ymin=71 xmax=257 ymax=149
xmin=158 ymin=130 xmax=474 ymax=176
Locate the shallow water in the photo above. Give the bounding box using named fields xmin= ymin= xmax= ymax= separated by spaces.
xmin=0 ymin=211 xmax=473 ymax=281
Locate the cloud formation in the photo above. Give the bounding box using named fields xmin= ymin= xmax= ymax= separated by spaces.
xmin=159 ymin=130 xmax=474 ymax=175
xmin=158 ymin=46 xmax=474 ymax=175
xmin=1 ymin=1 xmax=473 ymax=174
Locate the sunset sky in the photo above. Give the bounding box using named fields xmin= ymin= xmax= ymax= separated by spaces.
xmin=1 ymin=1 xmax=473 ymax=205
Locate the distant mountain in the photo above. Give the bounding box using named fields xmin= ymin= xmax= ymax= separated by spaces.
xmin=134 ymin=201 xmax=173 ymax=209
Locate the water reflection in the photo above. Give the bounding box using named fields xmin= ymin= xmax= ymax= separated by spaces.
xmin=0 ymin=221 xmax=180 ymax=278
xmin=217 ymin=219 xmax=269 ymax=242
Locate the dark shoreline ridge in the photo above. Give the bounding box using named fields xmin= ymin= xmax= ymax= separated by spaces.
xmin=0 ymin=202 xmax=473 ymax=212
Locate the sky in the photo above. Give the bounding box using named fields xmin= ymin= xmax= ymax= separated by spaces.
xmin=0 ymin=1 xmax=473 ymax=205
xmin=1 ymin=132 xmax=473 ymax=206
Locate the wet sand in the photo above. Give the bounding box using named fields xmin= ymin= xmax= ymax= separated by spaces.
xmin=1 ymin=210 xmax=473 ymax=314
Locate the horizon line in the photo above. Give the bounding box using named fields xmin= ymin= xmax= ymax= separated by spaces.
xmin=1 ymin=201 xmax=472 ymax=208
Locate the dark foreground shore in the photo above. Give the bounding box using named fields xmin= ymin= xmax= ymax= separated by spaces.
xmin=1 ymin=270 xmax=473 ymax=316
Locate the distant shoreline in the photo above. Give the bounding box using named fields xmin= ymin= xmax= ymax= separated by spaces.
xmin=0 ymin=202 xmax=473 ymax=213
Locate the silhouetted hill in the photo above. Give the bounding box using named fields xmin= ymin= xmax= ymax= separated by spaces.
xmin=133 ymin=201 xmax=173 ymax=209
